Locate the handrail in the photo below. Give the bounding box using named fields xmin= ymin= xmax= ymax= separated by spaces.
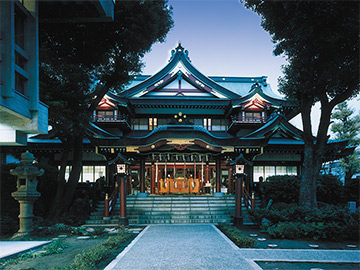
xmin=242 ymin=186 xmax=255 ymax=209
xmin=104 ymin=187 xmax=118 ymax=219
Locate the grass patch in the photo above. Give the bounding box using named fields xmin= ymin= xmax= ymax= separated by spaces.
xmin=58 ymin=228 xmax=133 ymax=270
xmin=217 ymin=224 xmax=257 ymax=248
xmin=0 ymin=238 xmax=67 ymax=269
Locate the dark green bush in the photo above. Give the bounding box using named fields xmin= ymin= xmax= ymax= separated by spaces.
xmin=262 ymin=174 xmax=345 ymax=205
xmin=249 ymin=204 xmax=359 ymax=241
xmin=263 ymin=175 xmax=300 ymax=203
xmin=344 ymin=179 xmax=360 ymax=204
xmin=217 ymin=224 xmax=257 ymax=248
xmin=267 ymin=222 xmax=301 ymax=239
xmin=317 ymin=174 xmax=344 ymax=204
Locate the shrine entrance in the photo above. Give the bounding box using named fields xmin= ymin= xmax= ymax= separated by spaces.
xmin=129 ymin=157 xmax=234 ymax=195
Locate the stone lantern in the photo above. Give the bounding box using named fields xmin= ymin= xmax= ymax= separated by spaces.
xmin=11 ymin=151 xmax=44 ymax=235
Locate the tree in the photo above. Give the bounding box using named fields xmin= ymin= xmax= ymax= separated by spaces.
xmin=39 ymin=1 xmax=173 ymax=217
xmin=331 ymin=102 xmax=360 ymax=186
xmin=243 ymin=1 xmax=359 ymax=208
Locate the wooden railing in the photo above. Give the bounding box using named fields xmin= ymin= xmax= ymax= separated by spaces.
xmin=104 ymin=187 xmax=118 ymax=219
xmin=242 ymin=186 xmax=255 ymax=210
xmin=92 ymin=115 xmax=128 ymax=122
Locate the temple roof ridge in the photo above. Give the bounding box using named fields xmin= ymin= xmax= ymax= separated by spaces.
xmin=169 ymin=43 xmax=191 ymax=62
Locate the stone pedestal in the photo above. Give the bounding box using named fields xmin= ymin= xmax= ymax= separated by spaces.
xmin=10 ymin=151 xmax=43 ymax=235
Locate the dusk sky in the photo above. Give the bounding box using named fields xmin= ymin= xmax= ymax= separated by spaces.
xmin=141 ymin=0 xmax=359 ymax=134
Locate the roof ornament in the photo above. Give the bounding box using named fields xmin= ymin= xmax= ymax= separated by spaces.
xmin=169 ymin=42 xmax=191 ymax=62
xmin=250 ymin=82 xmax=263 ymax=92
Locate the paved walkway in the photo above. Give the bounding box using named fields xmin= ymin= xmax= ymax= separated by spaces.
xmin=0 ymin=241 xmax=51 ymax=261
xmin=105 ymin=224 xmax=360 ymax=270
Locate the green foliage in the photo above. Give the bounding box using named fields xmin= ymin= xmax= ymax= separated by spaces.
xmin=217 ymin=224 xmax=257 ymax=248
xmin=249 ymin=204 xmax=359 ymax=241
xmin=331 ymin=102 xmax=360 ymax=146
xmin=0 ymin=239 xmax=67 ymax=269
xmin=243 ymin=0 xmax=359 ymax=209
xmin=62 ymin=230 xmax=133 ymax=270
xmin=263 ymin=175 xmax=300 ymax=203
xmin=344 ymin=179 xmax=360 ymax=204
xmin=267 ymin=222 xmax=300 ymax=239
xmin=331 ymin=102 xmax=360 ymax=184
xmin=316 ymin=174 xmax=344 ymax=204
xmin=39 ymin=0 xmax=174 ymax=214
xmin=261 ymin=175 xmax=344 ymax=205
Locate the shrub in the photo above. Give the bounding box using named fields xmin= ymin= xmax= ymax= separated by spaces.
xmin=63 ymin=229 xmax=133 ymax=270
xmin=263 ymin=175 xmax=300 ymax=203
xmin=217 ymin=224 xmax=257 ymax=248
xmin=248 ymin=204 xmax=359 ymax=241
xmin=262 ymin=174 xmax=345 ymax=205
xmin=267 ymin=222 xmax=301 ymax=239
xmin=317 ymin=174 xmax=344 ymax=204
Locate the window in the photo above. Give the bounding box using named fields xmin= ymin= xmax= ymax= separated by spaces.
xmin=204 ymin=118 xmax=211 ymax=131
xmin=245 ymin=111 xmax=262 ymax=122
xmin=15 ymin=6 xmax=25 ymax=49
xmin=97 ymin=110 xmax=114 ymax=120
xmin=59 ymin=165 xmax=105 ymax=183
xmin=212 ymin=119 xmax=226 ymax=131
xmin=149 ymin=118 xmax=157 ymax=130
xmin=133 ymin=118 xmax=148 ymax=130
xmin=15 ymin=72 xmax=27 ymax=96
xmin=253 ymin=166 xmax=298 ymax=182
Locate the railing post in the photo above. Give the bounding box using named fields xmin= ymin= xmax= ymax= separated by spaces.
xmin=251 ymin=191 xmax=255 ymax=209
xmin=104 ymin=193 xmax=110 ymax=220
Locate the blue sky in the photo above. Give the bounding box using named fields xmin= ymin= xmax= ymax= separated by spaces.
xmin=142 ymin=0 xmax=286 ymax=96
xmin=141 ymin=0 xmax=359 ymax=132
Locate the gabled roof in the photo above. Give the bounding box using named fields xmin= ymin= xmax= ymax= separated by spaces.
xmin=244 ymin=112 xmax=303 ymax=140
xmin=117 ymin=44 xmax=241 ymax=100
xmin=233 ymin=83 xmax=288 ymax=109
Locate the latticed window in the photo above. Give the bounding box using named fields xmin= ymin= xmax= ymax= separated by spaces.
xmin=253 ymin=166 xmax=298 ymax=182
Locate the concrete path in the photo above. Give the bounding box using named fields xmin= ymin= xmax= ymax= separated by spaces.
xmin=0 ymin=241 xmax=51 ymax=261
xmin=105 ymin=224 xmax=360 ymax=270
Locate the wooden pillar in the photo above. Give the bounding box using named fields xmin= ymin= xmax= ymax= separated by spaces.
xmin=205 ymin=163 xmax=209 ymax=184
xmin=228 ymin=167 xmax=233 ymax=194
xmin=151 ymin=163 xmax=156 ymax=194
xmin=118 ymin=174 xmax=129 ymax=225
xmin=234 ymin=173 xmax=243 ymax=225
xmin=216 ymin=158 xmax=221 ymax=193
xmin=127 ymin=169 xmax=132 ymax=195
xmin=140 ymin=157 xmax=146 ymax=193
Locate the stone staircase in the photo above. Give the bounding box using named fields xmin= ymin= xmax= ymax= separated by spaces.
xmin=85 ymin=195 xmax=260 ymax=225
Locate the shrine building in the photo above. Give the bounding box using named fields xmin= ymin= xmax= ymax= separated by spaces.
xmin=9 ymin=44 xmax=350 ymax=224
xmin=31 ymin=44 xmax=304 ymax=192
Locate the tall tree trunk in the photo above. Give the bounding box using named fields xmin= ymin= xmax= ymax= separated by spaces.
xmin=61 ymin=132 xmax=84 ymax=212
xmin=299 ymin=143 xmax=318 ymax=208
xmin=49 ymin=142 xmax=71 ymax=218
xmin=299 ymin=98 xmax=317 ymax=208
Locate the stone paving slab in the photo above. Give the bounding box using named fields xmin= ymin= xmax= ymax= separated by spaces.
xmin=105 ymin=224 xmax=360 ymax=270
xmin=0 ymin=241 xmax=51 ymax=260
